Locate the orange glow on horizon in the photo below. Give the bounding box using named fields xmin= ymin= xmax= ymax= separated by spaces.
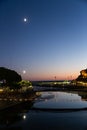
xmin=22 ymin=72 xmax=78 ymax=81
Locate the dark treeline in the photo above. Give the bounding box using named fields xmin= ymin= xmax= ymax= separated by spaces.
xmin=0 ymin=67 xmax=22 ymax=87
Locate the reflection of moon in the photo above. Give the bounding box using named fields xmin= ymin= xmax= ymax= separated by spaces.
xmin=23 ymin=70 xmax=26 ymax=74
xmin=23 ymin=115 xmax=26 ymax=120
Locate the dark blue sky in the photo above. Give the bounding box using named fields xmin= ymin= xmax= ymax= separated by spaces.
xmin=0 ymin=0 xmax=87 ymax=80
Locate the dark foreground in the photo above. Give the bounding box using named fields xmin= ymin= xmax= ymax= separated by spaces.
xmin=0 ymin=90 xmax=87 ymax=130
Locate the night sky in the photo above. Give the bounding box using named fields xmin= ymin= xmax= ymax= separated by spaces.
xmin=0 ymin=0 xmax=87 ymax=81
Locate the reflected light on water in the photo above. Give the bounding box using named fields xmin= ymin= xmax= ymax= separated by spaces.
xmin=23 ymin=115 xmax=26 ymax=120
xmin=33 ymin=92 xmax=87 ymax=109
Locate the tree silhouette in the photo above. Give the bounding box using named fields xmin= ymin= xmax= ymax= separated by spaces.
xmin=0 ymin=67 xmax=22 ymax=87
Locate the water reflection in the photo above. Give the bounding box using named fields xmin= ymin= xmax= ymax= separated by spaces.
xmin=0 ymin=101 xmax=33 ymax=129
xmin=33 ymin=91 xmax=87 ymax=109
xmin=1 ymin=91 xmax=87 ymax=130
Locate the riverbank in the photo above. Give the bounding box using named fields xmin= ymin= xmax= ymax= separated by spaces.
xmin=1 ymin=85 xmax=87 ymax=111
xmin=0 ymin=91 xmax=36 ymax=111
xmin=33 ymin=84 xmax=87 ymax=92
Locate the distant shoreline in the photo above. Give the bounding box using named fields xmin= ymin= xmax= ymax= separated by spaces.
xmin=33 ymin=84 xmax=87 ymax=92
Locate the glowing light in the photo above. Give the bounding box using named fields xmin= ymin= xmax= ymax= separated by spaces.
xmin=23 ymin=70 xmax=26 ymax=74
xmin=23 ymin=115 xmax=26 ymax=120
xmin=23 ymin=18 xmax=28 ymax=22
xmin=0 ymin=89 xmax=3 ymax=92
